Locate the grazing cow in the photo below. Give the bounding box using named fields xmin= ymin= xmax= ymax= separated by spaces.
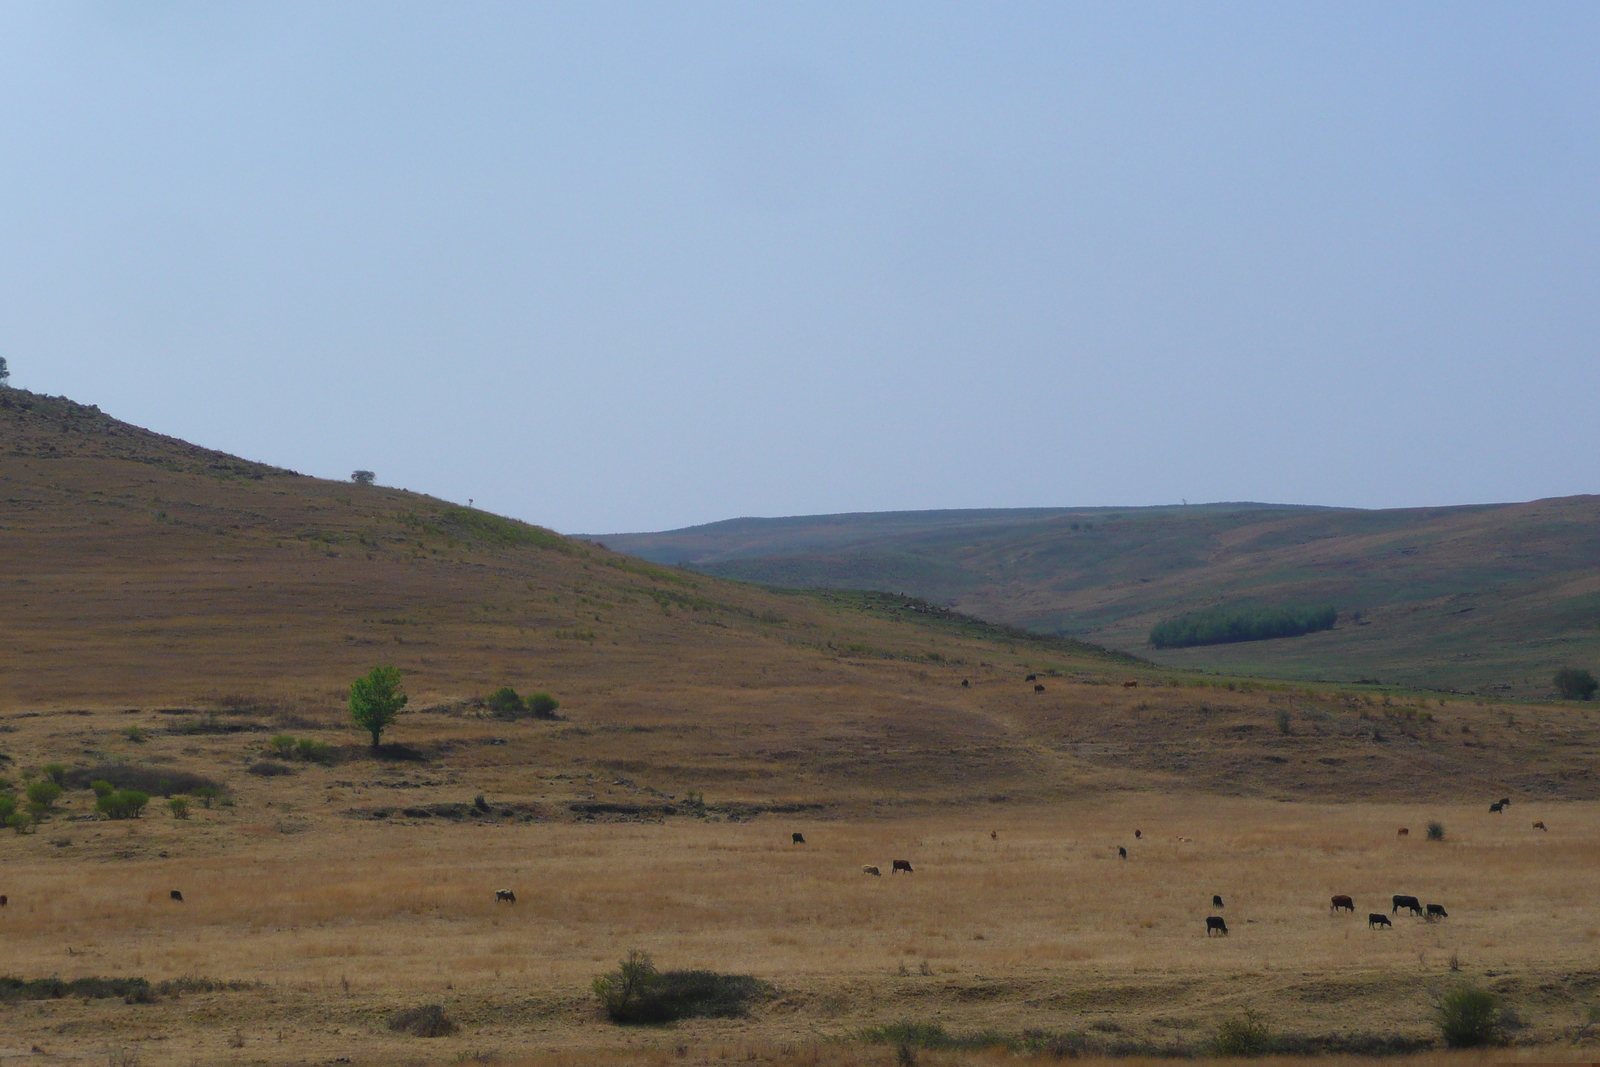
xmin=1397 ymin=827 xmax=1409 ymax=837
xmin=862 ymin=865 xmax=881 ymax=877
xmin=495 ymin=889 xmax=516 ymax=903
xmin=892 ymin=860 xmax=913 ymax=874
xmin=1489 ymin=802 xmax=1503 ymax=813
xmin=1123 ymin=680 xmax=1138 ymax=688
xmin=990 ymin=830 xmax=997 ymax=840
xmin=0 ymin=894 xmax=7 ymax=907
xmin=170 ymin=891 xmax=183 ymax=903
xmin=792 ymin=832 xmax=806 ymax=844
xmin=1392 ymin=894 xmax=1423 ymax=916
xmin=1426 ymin=904 xmax=1448 ymax=920
xmin=1368 ymin=913 xmax=1392 ymax=929
xmin=1034 ymin=684 xmax=1046 ymax=693
xmin=1025 ymin=674 xmax=1037 ymax=682
xmin=1533 ymin=821 xmax=1547 ymax=831
xmin=1118 ymin=846 xmax=1127 ymax=859
xmin=1330 ymin=895 xmax=1355 ymax=913
xmin=1206 ymin=916 xmax=1228 ymax=937
xmin=961 ymin=679 xmax=969 ymax=688
xmin=1212 ymin=895 xmax=1224 ymax=909
xmin=1498 ymin=797 xmax=1510 ymax=807
xmin=1134 ymin=829 xmax=1142 ymax=839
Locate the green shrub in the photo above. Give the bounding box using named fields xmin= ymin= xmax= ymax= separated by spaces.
xmin=248 ymin=761 xmax=293 ymax=777
xmin=90 ymin=780 xmax=115 ymax=798
xmin=0 ymin=794 xmax=15 ymax=821
xmin=592 ymin=951 xmax=770 ymax=1024
xmin=6 ymin=812 xmax=33 ymax=835
xmin=41 ymin=763 xmax=66 ymax=786
xmin=123 ymin=726 xmax=147 ymax=743
xmin=1213 ymin=1012 xmax=1272 ymax=1056
xmin=1554 ymin=667 xmax=1598 ymax=701
xmin=97 ymin=789 xmax=150 ymax=820
xmin=528 ymin=692 xmax=560 ymax=719
xmin=486 ymin=687 xmax=526 ymax=718
xmin=1150 ymin=604 xmax=1336 ymax=649
xmin=0 ymin=976 xmax=153 ymax=1003
xmin=268 ymin=734 xmax=297 ymax=758
xmin=25 ymin=780 xmax=62 ymax=814
xmin=193 ymin=786 xmax=222 ymax=809
xmin=168 ymin=797 xmax=191 ymax=820
xmin=1426 ymin=820 xmax=1445 ymax=841
xmin=1438 ymin=984 xmax=1500 ymax=1047
xmin=66 ymin=764 xmax=221 ymax=798
xmin=389 ymin=1003 xmax=458 ymax=1037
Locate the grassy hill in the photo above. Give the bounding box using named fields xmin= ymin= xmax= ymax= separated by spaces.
xmin=597 ymin=500 xmax=1600 ymax=697
xmin=5 ymin=389 xmax=1600 ymax=1059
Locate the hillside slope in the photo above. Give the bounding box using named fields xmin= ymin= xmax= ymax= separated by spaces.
xmin=3 ymin=389 xmax=1597 ymax=808
xmin=598 ymin=500 xmax=1600 ymax=697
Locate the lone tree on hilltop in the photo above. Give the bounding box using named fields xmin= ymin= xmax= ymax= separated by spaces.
xmin=350 ymin=664 xmax=408 ymax=749
xmin=0 ymin=356 xmax=9 ymax=385
xmin=1554 ymin=667 xmax=1598 ymax=701
xmin=351 ymin=470 xmax=375 ymax=485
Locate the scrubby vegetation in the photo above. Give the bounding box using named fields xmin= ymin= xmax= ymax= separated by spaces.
xmin=1149 ymin=603 xmax=1336 ymax=649
xmin=485 ymin=686 xmax=562 ymax=720
xmin=1555 ymin=667 xmax=1598 ymax=701
xmin=0 ymin=976 xmax=153 ymax=1003
xmin=66 ymin=764 xmax=223 ymax=797
xmin=389 ymin=1003 xmax=458 ymax=1037
xmin=267 ymin=733 xmax=337 ymax=764
xmin=1438 ymin=984 xmax=1501 ymax=1047
xmin=592 ymin=951 xmax=771 ymax=1023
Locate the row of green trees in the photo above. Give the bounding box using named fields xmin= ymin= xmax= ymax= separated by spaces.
xmin=1149 ymin=604 xmax=1337 ymax=649
xmin=348 ymin=666 xmax=562 ymax=745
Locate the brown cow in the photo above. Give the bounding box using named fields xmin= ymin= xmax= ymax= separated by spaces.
xmin=1533 ymin=821 xmax=1546 ymax=831
xmin=990 ymin=830 xmax=997 ymax=840
xmin=891 ymin=860 xmax=913 ymax=874
xmin=1396 ymin=827 xmax=1409 ymax=837
xmin=1330 ymin=894 xmax=1355 ymax=913
xmin=861 ymin=865 xmax=881 ymax=876
xmin=1134 ymin=829 xmax=1142 ymax=839
xmin=0 ymin=894 xmax=7 ymax=907
xmin=1123 ymin=679 xmax=1139 ymax=688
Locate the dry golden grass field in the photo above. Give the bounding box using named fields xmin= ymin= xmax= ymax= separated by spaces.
xmin=3 ymin=391 xmax=1600 ymax=1064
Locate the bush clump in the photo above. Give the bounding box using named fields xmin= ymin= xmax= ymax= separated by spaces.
xmin=266 ymin=734 xmax=338 ymax=765
xmin=248 ymin=761 xmax=294 ymax=777
xmin=1554 ymin=667 xmax=1598 ymax=701
xmin=1426 ymin=820 xmax=1445 ymax=841
xmin=96 ymin=789 xmax=150 ymax=820
xmin=0 ymin=976 xmax=153 ymax=1003
xmin=1150 ymin=604 xmax=1336 ymax=649
xmin=486 ymin=687 xmax=561 ymax=721
xmin=389 ymin=1003 xmax=458 ymax=1037
xmin=592 ymin=951 xmax=771 ymax=1024
xmin=1438 ymin=984 xmax=1501 ymax=1047
xmin=1213 ymin=1012 xmax=1272 ymax=1056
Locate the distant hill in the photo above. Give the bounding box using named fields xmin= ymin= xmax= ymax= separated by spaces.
xmin=596 ymin=498 xmax=1600 ymax=697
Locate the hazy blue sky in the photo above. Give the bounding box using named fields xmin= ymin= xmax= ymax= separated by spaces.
xmin=3 ymin=3 xmax=1596 ymax=533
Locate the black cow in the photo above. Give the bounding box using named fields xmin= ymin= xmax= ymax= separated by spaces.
xmin=1426 ymin=904 xmax=1448 ymax=920
xmin=1 ymin=894 xmax=8 ymax=907
xmin=170 ymin=891 xmax=184 ymax=902
xmin=792 ymin=832 xmax=806 ymax=844
xmin=961 ymin=679 xmax=969 ymax=687
xmin=1117 ymin=846 xmax=1127 ymax=859
xmin=1498 ymin=797 xmax=1511 ymax=807
xmin=892 ymin=859 xmax=913 ymax=874
xmin=1206 ymin=916 xmax=1228 ymax=936
xmin=1212 ymin=894 xmax=1224 ymax=908
xmin=1034 ymin=684 xmax=1046 ymax=693
xmin=1025 ymin=674 xmax=1037 ymax=682
xmin=1369 ymin=913 xmax=1392 ymax=929
xmin=1392 ymin=894 xmax=1423 ymax=916
xmin=1330 ymin=895 xmax=1355 ymax=913
xmin=1134 ymin=829 xmax=1142 ymax=839
xmin=495 ymin=889 xmax=516 ymax=903
xmin=1489 ymin=802 xmax=1503 ymax=813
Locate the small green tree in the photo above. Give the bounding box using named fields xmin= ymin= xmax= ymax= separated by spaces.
xmin=168 ymin=796 xmax=191 ymax=820
xmin=351 ymin=470 xmax=375 ymax=485
xmin=0 ymin=356 xmax=9 ymax=386
xmin=1554 ymin=668 xmax=1598 ymax=701
xmin=41 ymin=763 xmax=66 ymax=786
xmin=193 ymin=785 xmax=222 ymax=809
xmin=91 ymin=780 xmax=115 ymax=798
xmin=349 ymin=664 xmax=408 ymax=749
xmin=6 ymin=812 xmax=32 ymax=835
xmin=528 ymin=692 xmax=560 ymax=719
xmin=97 ymin=789 xmax=150 ymax=820
xmin=268 ymin=734 xmax=297 ymax=758
xmin=0 ymin=793 xmax=16 ymax=822
xmin=26 ymin=780 xmax=62 ymax=817
xmin=1438 ymin=983 xmax=1500 ymax=1047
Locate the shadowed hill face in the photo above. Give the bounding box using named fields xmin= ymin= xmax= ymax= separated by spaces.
xmin=601 ymin=499 xmax=1600 ymax=697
